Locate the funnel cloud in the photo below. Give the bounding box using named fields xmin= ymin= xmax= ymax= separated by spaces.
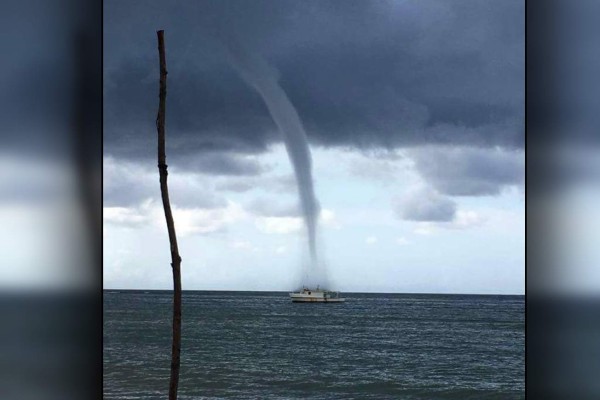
xmin=223 ymin=37 xmax=326 ymax=288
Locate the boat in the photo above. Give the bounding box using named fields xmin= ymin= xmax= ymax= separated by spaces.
xmin=289 ymin=286 xmax=345 ymax=303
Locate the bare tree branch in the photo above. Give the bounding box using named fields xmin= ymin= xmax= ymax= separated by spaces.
xmin=156 ymin=29 xmax=182 ymax=400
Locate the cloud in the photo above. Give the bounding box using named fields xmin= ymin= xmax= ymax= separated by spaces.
xmin=169 ymin=176 xmax=228 ymax=209
xmin=213 ymin=173 xmax=296 ymax=194
xmin=247 ymin=200 xmax=341 ymax=232
xmin=451 ymin=210 xmax=486 ymax=229
xmin=103 ymin=158 xmax=154 ymax=207
xmin=245 ymin=198 xmax=301 ymax=218
xmin=215 ymin=180 xmax=254 ymax=193
xmin=366 ymin=236 xmax=378 ymax=245
xmin=412 ymin=210 xmax=486 ymax=235
xmin=104 ymin=0 xmax=523 ymax=164
xmin=255 ymin=216 xmax=303 ymax=234
xmin=173 ymin=152 xmax=267 ymax=176
xmin=267 ymin=175 xmax=298 ymax=193
xmin=104 ymin=199 xmax=246 ymax=236
xmin=320 ymin=209 xmax=341 ymax=229
xmin=397 ymin=187 xmax=457 ymax=222
xmin=103 ymin=156 xmax=227 ymax=208
xmin=347 ymin=150 xmax=407 ymax=183
xmin=103 ymin=204 xmax=153 ymax=229
xmin=172 ymin=203 xmax=246 ymax=236
xmin=102 ymin=200 xmax=155 ymax=228
xmin=410 ymin=146 xmax=525 ymax=196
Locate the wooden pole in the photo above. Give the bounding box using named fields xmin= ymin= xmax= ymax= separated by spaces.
xmin=156 ymin=30 xmax=182 ymax=400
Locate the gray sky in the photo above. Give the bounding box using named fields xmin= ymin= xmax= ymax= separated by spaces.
xmin=103 ymin=0 xmax=524 ymax=294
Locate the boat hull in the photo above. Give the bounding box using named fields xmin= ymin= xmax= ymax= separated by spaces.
xmin=289 ymin=289 xmax=345 ymax=303
xmin=290 ymin=297 xmax=345 ymax=303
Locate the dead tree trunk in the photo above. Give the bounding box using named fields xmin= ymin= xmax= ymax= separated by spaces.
xmin=156 ymin=30 xmax=182 ymax=400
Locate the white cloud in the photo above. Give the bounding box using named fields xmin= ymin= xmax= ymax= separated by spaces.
xmin=366 ymin=236 xmax=378 ymax=245
xmin=451 ymin=210 xmax=486 ymax=229
xmin=103 ymin=199 xmax=154 ymax=228
xmin=104 ymin=199 xmax=247 ymax=236
xmin=172 ymin=202 xmax=246 ymax=236
xmin=320 ymin=208 xmax=342 ymax=229
xmin=255 ymin=216 xmax=303 ymax=234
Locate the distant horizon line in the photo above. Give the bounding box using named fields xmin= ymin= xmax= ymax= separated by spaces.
xmin=103 ymin=288 xmax=524 ymax=296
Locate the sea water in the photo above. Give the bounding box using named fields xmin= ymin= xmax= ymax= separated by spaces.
xmin=104 ymin=291 xmax=524 ymax=399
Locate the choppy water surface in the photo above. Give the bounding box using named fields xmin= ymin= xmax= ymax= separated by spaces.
xmin=104 ymin=291 xmax=523 ymax=399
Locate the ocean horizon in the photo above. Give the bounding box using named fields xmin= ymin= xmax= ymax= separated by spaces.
xmin=104 ymin=289 xmax=525 ymax=296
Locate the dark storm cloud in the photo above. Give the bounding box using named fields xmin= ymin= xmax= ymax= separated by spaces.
xmin=104 ymin=0 xmax=524 ymax=165
xmin=173 ymin=153 xmax=267 ymax=176
xmin=102 ymin=178 xmax=153 ymax=207
xmin=213 ymin=174 xmax=297 ymax=196
xmin=103 ymin=176 xmax=227 ymax=209
xmin=103 ymin=157 xmax=227 ymax=208
xmin=411 ymin=147 xmax=525 ymax=196
xmin=396 ymin=187 xmax=457 ymax=222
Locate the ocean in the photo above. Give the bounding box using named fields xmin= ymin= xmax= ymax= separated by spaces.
xmin=103 ymin=291 xmax=524 ymax=399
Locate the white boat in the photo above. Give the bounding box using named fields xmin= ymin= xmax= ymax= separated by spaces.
xmin=289 ymin=287 xmax=345 ymax=303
